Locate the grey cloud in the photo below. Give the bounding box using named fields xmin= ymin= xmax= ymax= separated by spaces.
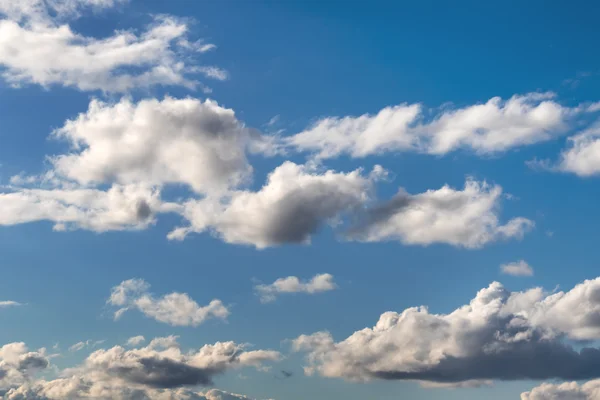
xmin=347 ymin=179 xmax=533 ymax=248
xmin=110 ymin=357 xmax=215 ymax=388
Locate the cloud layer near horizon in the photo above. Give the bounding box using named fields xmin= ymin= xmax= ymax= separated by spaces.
xmin=0 ymin=336 xmax=279 ymax=400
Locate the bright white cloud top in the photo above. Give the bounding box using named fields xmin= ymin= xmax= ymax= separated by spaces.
xmin=294 ymin=276 xmax=600 ymax=384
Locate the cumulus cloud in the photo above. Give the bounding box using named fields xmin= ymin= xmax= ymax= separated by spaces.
xmin=552 ymin=123 xmax=600 ymax=177
xmin=48 ymin=97 xmax=254 ymax=194
xmin=1 ymin=338 xmax=277 ymax=399
xmin=293 ymin=276 xmax=600 ymax=385
xmin=500 ymin=260 xmax=534 ymax=277
xmin=0 ymin=184 xmax=173 ymax=232
xmin=255 ymin=273 xmax=337 ymax=303
xmin=347 ymin=178 xmax=533 ymax=248
xmin=0 ymin=0 xmax=223 ymax=92
xmin=0 ymin=302 xmax=21 ymax=308
xmin=0 ymin=342 xmax=49 ymax=391
xmin=169 ymin=162 xmax=385 ymax=248
xmin=288 ymin=92 xmax=583 ymax=158
xmin=107 ymin=279 xmax=229 ymax=327
xmin=521 ymin=380 xmax=600 ymax=399
xmin=126 ymin=336 xmax=145 ymax=347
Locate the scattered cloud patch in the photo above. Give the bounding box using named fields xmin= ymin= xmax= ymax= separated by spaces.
xmin=107 ymin=279 xmax=229 ymax=327
xmin=68 ymin=340 xmax=105 ymax=352
xmin=287 ymin=92 xmax=583 ymax=158
xmin=500 ymin=260 xmax=534 ymax=277
xmin=255 ymin=273 xmax=337 ymax=303
xmin=126 ymin=336 xmax=145 ymax=347
xmin=0 ymin=0 xmax=224 ymax=92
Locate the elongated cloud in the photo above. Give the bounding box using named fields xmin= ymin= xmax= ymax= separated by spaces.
xmin=126 ymin=336 xmax=145 ymax=347
xmin=293 ymin=276 xmax=600 ymax=385
xmin=348 ymin=178 xmax=533 ymax=248
xmin=169 ymin=162 xmax=385 ymax=248
xmin=255 ymin=273 xmax=337 ymax=303
xmin=108 ymin=279 xmax=229 ymax=327
xmin=0 ymin=301 xmax=21 ymax=308
xmin=288 ymin=92 xmax=582 ymax=158
xmin=0 ymin=1 xmax=222 ymax=92
xmin=1 ymin=337 xmax=278 ymax=399
xmin=0 ymin=184 xmax=172 ymax=232
xmin=521 ymin=380 xmax=600 ymax=399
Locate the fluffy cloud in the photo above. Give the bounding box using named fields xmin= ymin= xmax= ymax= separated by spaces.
xmin=553 ymin=123 xmax=600 ymax=177
xmin=0 ymin=342 xmax=49 ymax=391
xmin=0 ymin=184 xmax=173 ymax=232
xmin=169 ymin=162 xmax=384 ymax=248
xmin=348 ymin=178 xmax=533 ymax=248
xmin=500 ymin=260 xmax=534 ymax=277
xmin=255 ymin=273 xmax=337 ymax=303
xmin=521 ymin=380 xmax=600 ymax=400
xmin=293 ymin=276 xmax=600 ymax=385
xmin=1 ymin=338 xmax=277 ymax=399
xmin=0 ymin=0 xmax=222 ymax=92
xmin=49 ymin=97 xmax=254 ymax=194
xmin=107 ymin=279 xmax=229 ymax=327
xmin=287 ymin=92 xmax=581 ymax=158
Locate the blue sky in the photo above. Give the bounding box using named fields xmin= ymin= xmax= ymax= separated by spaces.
xmin=1 ymin=1 xmax=600 ymax=399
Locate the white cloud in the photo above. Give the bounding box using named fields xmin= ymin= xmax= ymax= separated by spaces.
xmin=293 ymin=276 xmax=600 ymax=385
xmin=521 ymin=380 xmax=600 ymax=399
xmin=500 ymin=260 xmax=534 ymax=277
xmin=0 ymin=184 xmax=174 ymax=232
xmin=553 ymin=123 xmax=600 ymax=176
xmin=287 ymin=92 xmax=581 ymax=158
xmin=107 ymin=279 xmax=229 ymax=327
xmin=125 ymin=336 xmax=145 ymax=347
xmin=348 ymin=178 xmax=534 ymax=248
xmin=0 ymin=342 xmax=49 ymax=390
xmin=49 ymin=97 xmax=254 ymax=194
xmin=0 ymin=0 xmax=127 ymax=24
xmin=0 ymin=301 xmax=21 ymax=308
xmin=255 ymin=273 xmax=337 ymax=303
xmin=169 ymin=161 xmax=384 ymax=248
xmin=0 ymin=0 xmax=223 ymax=92
xmin=1 ymin=337 xmax=278 ymax=399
